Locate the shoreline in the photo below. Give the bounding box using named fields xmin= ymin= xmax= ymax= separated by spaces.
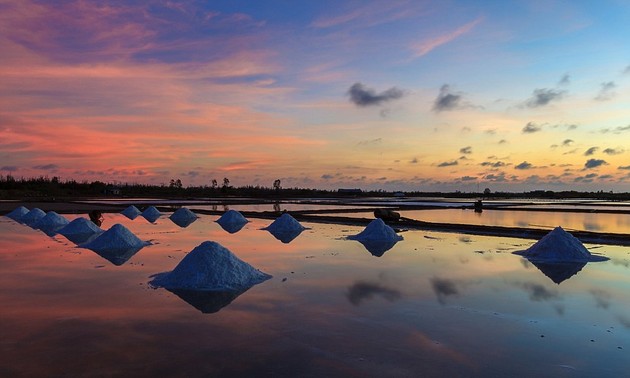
xmin=3 ymin=200 xmax=630 ymax=247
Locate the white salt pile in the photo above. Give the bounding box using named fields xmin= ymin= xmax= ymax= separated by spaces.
xmin=121 ymin=205 xmax=141 ymax=219
xmin=5 ymin=206 xmax=29 ymax=222
xmin=169 ymin=207 xmax=198 ymax=227
xmin=348 ymin=218 xmax=403 ymax=243
xmin=150 ymin=241 xmax=272 ymax=292
xmin=141 ymin=206 xmax=162 ymax=223
xmin=514 ymin=226 xmax=608 ymax=262
xmin=33 ymin=211 xmax=69 ymax=231
xmin=262 ymin=213 xmax=306 ymax=243
xmin=263 ymin=213 xmax=305 ymax=234
xmin=58 ymin=217 xmax=103 ymax=244
xmin=21 ymin=208 xmax=47 ymax=226
xmin=216 ymin=210 xmax=248 ymax=233
xmin=82 ymin=224 xmax=148 ymax=253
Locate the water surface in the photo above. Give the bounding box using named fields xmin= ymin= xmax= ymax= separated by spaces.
xmin=1 ymin=212 xmax=629 ymax=377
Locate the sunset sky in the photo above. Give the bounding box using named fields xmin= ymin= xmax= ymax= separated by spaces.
xmin=1 ymin=0 xmax=629 ymax=192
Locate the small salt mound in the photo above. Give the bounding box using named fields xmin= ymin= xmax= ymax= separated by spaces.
xmin=34 ymin=211 xmax=69 ymax=230
xmin=5 ymin=206 xmax=29 ymax=222
xmin=263 ymin=213 xmax=305 ymax=234
xmin=216 ymin=210 xmax=248 ymax=234
xmin=514 ymin=226 xmax=608 ymax=263
xmin=262 ymin=213 xmax=306 ymax=243
xmin=121 ymin=205 xmax=141 ymax=220
xmin=58 ymin=217 xmax=103 ymax=244
xmin=82 ymin=224 xmax=148 ymax=253
xmin=150 ymin=241 xmax=272 ymax=292
xmin=348 ymin=218 xmax=403 ymax=243
xmin=141 ymin=206 xmax=161 ymax=223
xmin=169 ymin=207 xmax=198 ymax=228
xmin=21 ymin=208 xmax=47 ymax=226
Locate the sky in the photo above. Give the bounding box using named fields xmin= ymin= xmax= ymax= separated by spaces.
xmin=1 ymin=0 xmax=629 ymax=192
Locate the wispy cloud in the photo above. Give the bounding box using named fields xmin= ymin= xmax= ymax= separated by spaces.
xmin=347 ymin=83 xmax=404 ymax=107
xmin=522 ymin=122 xmax=542 ymax=133
xmin=584 ymin=159 xmax=607 ymax=169
xmin=584 ymin=147 xmax=599 ymax=156
xmin=524 ymin=88 xmax=566 ymax=108
xmin=603 ymin=147 xmax=624 ymax=155
xmin=515 ymin=161 xmax=533 ymax=170
xmin=437 ymin=160 xmax=458 ymax=167
xmin=410 ymin=18 xmax=482 ymax=58
xmin=432 ymin=84 xmax=479 ymax=112
xmin=594 ymin=81 xmax=616 ymax=101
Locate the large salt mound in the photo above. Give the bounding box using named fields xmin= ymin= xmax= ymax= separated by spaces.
xmin=348 ymin=218 xmax=403 ymax=243
xmin=58 ymin=217 xmax=103 ymax=244
xmin=82 ymin=224 xmax=148 ymax=253
xmin=5 ymin=206 xmax=29 ymax=222
xmin=34 ymin=211 xmax=69 ymax=230
xmin=21 ymin=208 xmax=47 ymax=226
xmin=150 ymin=241 xmax=272 ymax=292
xmin=141 ymin=206 xmax=161 ymax=223
xmin=121 ymin=205 xmax=141 ymax=220
xmin=514 ymin=226 xmax=608 ymax=263
xmin=216 ymin=210 xmax=248 ymax=234
xmin=169 ymin=207 xmax=198 ymax=228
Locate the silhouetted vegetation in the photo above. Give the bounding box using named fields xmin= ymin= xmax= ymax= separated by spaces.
xmin=1 ymin=174 xmax=629 ymax=201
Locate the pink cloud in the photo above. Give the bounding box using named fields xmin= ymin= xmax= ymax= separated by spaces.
xmin=410 ymin=17 xmax=483 ymax=58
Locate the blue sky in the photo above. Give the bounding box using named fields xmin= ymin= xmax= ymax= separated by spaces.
xmin=1 ymin=0 xmax=629 ymax=191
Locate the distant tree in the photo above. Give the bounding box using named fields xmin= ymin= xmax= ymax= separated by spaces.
xmin=169 ymin=179 xmax=183 ymax=189
xmin=221 ymin=177 xmax=230 ymax=193
xmin=273 ymin=179 xmax=281 ymax=191
xmin=211 ymin=179 xmax=218 ymax=189
xmin=483 ymin=188 xmax=491 ymax=195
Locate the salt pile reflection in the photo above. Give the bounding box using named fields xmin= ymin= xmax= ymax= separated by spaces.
xmin=81 ymin=224 xmax=150 ymax=266
xmin=169 ymin=207 xmax=198 ymax=228
xmin=216 ymin=210 xmax=248 ymax=234
xmin=347 ymin=218 xmax=403 ymax=256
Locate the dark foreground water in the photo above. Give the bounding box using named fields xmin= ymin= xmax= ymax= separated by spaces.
xmin=1 ymin=212 xmax=629 ymax=377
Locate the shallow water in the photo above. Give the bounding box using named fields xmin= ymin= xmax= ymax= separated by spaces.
xmin=1 ymin=212 xmax=630 ymax=377
xmin=334 ymin=208 xmax=630 ymax=234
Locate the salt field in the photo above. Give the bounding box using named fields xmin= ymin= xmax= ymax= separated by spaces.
xmin=1 ymin=206 xmax=630 ymax=376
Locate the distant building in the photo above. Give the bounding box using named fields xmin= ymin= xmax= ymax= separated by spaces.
xmin=393 ymin=191 xmax=405 ymax=197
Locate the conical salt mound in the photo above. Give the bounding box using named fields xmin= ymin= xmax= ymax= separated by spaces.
xmin=34 ymin=211 xmax=69 ymax=230
xmin=169 ymin=207 xmax=198 ymax=227
xmin=21 ymin=208 xmax=46 ymax=226
xmin=348 ymin=218 xmax=403 ymax=242
xmin=263 ymin=213 xmax=305 ymax=234
xmin=58 ymin=217 xmax=103 ymax=244
xmin=5 ymin=206 xmax=29 ymax=222
xmin=514 ymin=226 xmax=608 ymax=263
xmin=121 ymin=205 xmax=141 ymax=219
xmin=217 ymin=210 xmax=248 ymax=227
xmin=149 ymin=241 xmax=272 ymax=292
xmin=82 ymin=224 xmax=147 ymax=253
xmin=141 ymin=206 xmax=161 ymax=223
xmin=216 ymin=210 xmax=248 ymax=233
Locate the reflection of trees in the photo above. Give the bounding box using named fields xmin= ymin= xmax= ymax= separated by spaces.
xmin=346 ymin=281 xmax=401 ymax=306
xmin=273 ymin=202 xmax=281 ymax=212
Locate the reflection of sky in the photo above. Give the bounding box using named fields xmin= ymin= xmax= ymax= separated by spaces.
xmin=1 ymin=214 xmax=630 ymax=376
